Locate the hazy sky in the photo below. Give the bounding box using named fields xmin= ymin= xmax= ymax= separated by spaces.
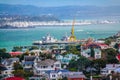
xmin=0 ymin=0 xmax=120 ymax=7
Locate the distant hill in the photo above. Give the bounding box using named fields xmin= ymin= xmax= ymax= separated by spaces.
xmin=0 ymin=4 xmax=120 ymax=19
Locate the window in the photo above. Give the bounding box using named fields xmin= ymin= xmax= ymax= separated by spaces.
xmin=51 ymin=65 xmax=53 ymax=68
xmin=56 ymin=64 xmax=60 ymax=67
xmin=43 ymin=66 xmax=48 ymax=68
xmin=52 ymin=75 xmax=55 ymax=77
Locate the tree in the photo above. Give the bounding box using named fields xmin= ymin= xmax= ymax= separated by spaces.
xmin=114 ymin=43 xmax=119 ymax=50
xmin=65 ymin=45 xmax=79 ymax=54
xmin=13 ymin=62 xmax=23 ymax=70
xmin=68 ymin=59 xmax=78 ymax=71
xmin=12 ymin=70 xmax=25 ymax=77
xmin=105 ymin=48 xmax=119 ymax=63
xmin=29 ymin=46 xmax=39 ymax=51
xmin=90 ymin=48 xmax=95 ymax=58
xmin=0 ymin=48 xmax=7 ymax=53
xmin=0 ymin=48 xmax=11 ymax=60
xmin=105 ymin=39 xmax=111 ymax=45
xmin=12 ymin=46 xmax=22 ymax=52
xmin=68 ymin=56 xmax=91 ymax=71
xmin=92 ymin=59 xmax=106 ymax=74
xmin=77 ymin=56 xmax=91 ymax=71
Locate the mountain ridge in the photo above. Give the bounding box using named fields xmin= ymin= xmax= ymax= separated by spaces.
xmin=0 ymin=4 xmax=120 ymax=19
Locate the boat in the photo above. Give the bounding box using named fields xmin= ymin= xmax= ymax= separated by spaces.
xmin=33 ymin=19 xmax=80 ymax=49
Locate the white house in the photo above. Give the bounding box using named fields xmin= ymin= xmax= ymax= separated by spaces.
xmin=101 ymin=64 xmax=120 ymax=76
xmin=33 ymin=59 xmax=61 ymax=75
xmin=22 ymin=56 xmax=40 ymax=70
xmin=2 ymin=58 xmax=19 ymax=70
xmin=1 ymin=58 xmax=19 ymax=76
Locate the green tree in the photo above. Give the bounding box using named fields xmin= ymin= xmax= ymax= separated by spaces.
xmin=68 ymin=56 xmax=91 ymax=71
xmin=65 ymin=45 xmax=79 ymax=54
xmin=12 ymin=70 xmax=25 ymax=77
xmin=92 ymin=59 xmax=106 ymax=74
xmin=0 ymin=48 xmax=7 ymax=53
xmin=12 ymin=46 xmax=22 ymax=52
xmin=13 ymin=62 xmax=23 ymax=70
xmin=90 ymin=48 xmax=95 ymax=58
xmin=29 ymin=46 xmax=39 ymax=51
xmin=0 ymin=48 xmax=11 ymax=60
xmin=105 ymin=48 xmax=118 ymax=63
xmin=77 ymin=56 xmax=91 ymax=71
xmin=105 ymin=39 xmax=111 ymax=45
xmin=68 ymin=59 xmax=78 ymax=71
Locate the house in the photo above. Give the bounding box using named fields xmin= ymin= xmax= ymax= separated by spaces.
xmin=62 ymin=72 xmax=86 ymax=80
xmin=56 ymin=53 xmax=79 ymax=64
xmin=33 ymin=59 xmax=61 ymax=76
xmin=101 ymin=64 xmax=120 ymax=76
xmin=81 ymin=43 xmax=101 ymax=59
xmin=2 ymin=58 xmax=19 ymax=70
xmin=22 ymin=56 xmax=40 ymax=70
xmin=1 ymin=58 xmax=19 ymax=76
xmin=46 ymin=69 xmax=69 ymax=80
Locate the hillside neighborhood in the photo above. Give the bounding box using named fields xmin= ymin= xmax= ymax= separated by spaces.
xmin=0 ymin=31 xmax=120 ymax=80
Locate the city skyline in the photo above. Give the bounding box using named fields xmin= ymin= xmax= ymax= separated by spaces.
xmin=0 ymin=0 xmax=120 ymax=7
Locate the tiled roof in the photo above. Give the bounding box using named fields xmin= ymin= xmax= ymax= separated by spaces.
xmin=3 ymin=77 xmax=25 ymax=80
xmin=9 ymin=52 xmax=23 ymax=56
xmin=37 ymin=59 xmax=55 ymax=66
xmin=24 ymin=56 xmax=36 ymax=61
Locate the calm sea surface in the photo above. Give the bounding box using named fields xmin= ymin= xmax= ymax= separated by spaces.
xmin=0 ymin=24 xmax=120 ymax=52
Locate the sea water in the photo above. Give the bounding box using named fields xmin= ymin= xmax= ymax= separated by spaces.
xmin=0 ymin=23 xmax=120 ymax=52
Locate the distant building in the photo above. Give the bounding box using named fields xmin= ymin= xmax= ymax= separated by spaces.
xmin=81 ymin=43 xmax=101 ymax=59
xmin=56 ymin=53 xmax=79 ymax=64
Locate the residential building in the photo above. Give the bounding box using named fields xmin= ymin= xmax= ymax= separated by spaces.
xmin=56 ymin=53 xmax=79 ymax=64
xmin=101 ymin=64 xmax=120 ymax=76
xmin=62 ymin=72 xmax=86 ymax=80
xmin=33 ymin=59 xmax=61 ymax=75
xmin=1 ymin=58 xmax=19 ymax=76
xmin=22 ymin=56 xmax=40 ymax=70
xmin=81 ymin=43 xmax=101 ymax=59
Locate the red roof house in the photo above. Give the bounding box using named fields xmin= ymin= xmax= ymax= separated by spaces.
xmin=3 ymin=76 xmax=25 ymax=80
xmin=9 ymin=51 xmax=23 ymax=56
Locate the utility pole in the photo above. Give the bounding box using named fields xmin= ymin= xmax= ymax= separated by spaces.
xmin=90 ymin=66 xmax=93 ymax=80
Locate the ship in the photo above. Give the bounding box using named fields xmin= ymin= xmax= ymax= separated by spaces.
xmin=33 ymin=19 xmax=80 ymax=49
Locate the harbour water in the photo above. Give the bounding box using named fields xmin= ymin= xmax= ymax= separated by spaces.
xmin=0 ymin=23 xmax=120 ymax=52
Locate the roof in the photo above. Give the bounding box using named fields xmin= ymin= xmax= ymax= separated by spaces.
xmin=2 ymin=58 xmax=19 ymax=66
xmin=63 ymin=72 xmax=86 ymax=78
xmin=24 ymin=56 xmax=36 ymax=61
xmin=116 ymin=54 xmax=120 ymax=61
xmin=23 ymin=61 xmax=34 ymax=65
xmin=46 ymin=69 xmax=69 ymax=74
xmin=0 ymin=64 xmax=7 ymax=71
xmin=3 ymin=77 xmax=25 ymax=80
xmin=37 ymin=59 xmax=55 ymax=66
xmin=9 ymin=51 xmax=23 ymax=56
xmin=114 ymin=67 xmax=120 ymax=73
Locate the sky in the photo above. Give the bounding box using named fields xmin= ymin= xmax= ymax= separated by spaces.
xmin=0 ymin=0 xmax=120 ymax=7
